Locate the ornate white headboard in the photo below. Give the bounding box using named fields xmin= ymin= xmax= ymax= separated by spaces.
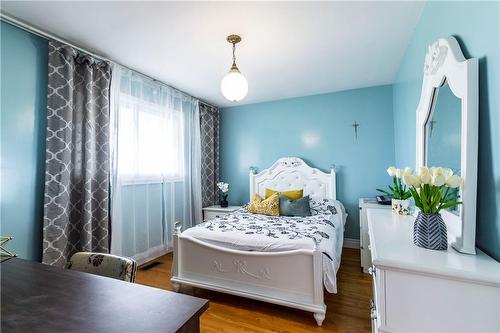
xmin=249 ymin=157 xmax=336 ymax=200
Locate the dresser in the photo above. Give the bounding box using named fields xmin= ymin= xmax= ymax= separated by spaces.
xmin=367 ymin=209 xmax=500 ymax=333
xmin=202 ymin=205 xmax=241 ymax=221
xmin=359 ymin=198 xmax=391 ymax=273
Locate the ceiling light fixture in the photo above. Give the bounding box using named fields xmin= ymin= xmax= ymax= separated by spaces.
xmin=221 ymin=34 xmax=248 ymax=102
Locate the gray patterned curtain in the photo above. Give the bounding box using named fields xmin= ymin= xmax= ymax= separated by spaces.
xmin=43 ymin=41 xmax=111 ymax=266
xmin=199 ymin=102 xmax=220 ymax=207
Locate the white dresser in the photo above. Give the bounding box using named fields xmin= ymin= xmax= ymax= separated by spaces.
xmin=359 ymin=198 xmax=391 ymax=273
xmin=367 ymin=209 xmax=500 ymax=333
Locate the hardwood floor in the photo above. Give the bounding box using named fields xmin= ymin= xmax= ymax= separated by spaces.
xmin=136 ymin=248 xmax=372 ymax=333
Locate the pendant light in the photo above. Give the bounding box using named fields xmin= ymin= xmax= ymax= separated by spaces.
xmin=221 ymin=34 xmax=248 ymax=102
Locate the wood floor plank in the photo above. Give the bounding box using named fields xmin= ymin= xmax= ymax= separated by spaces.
xmin=136 ymin=248 xmax=372 ymax=333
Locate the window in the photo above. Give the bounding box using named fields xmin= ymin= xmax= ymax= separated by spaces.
xmin=116 ymin=93 xmax=184 ymax=182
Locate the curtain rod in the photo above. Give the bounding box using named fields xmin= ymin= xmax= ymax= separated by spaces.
xmin=0 ymin=13 xmax=219 ymax=109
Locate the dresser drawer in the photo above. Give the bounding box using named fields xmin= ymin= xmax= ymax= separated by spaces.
xmin=370 ymin=266 xmax=378 ymax=308
xmin=202 ymin=205 xmax=242 ymax=222
xmin=203 ymin=211 xmax=227 ymax=221
xmin=370 ymin=300 xmax=378 ymax=333
xmin=369 ymin=265 xmax=385 ymax=332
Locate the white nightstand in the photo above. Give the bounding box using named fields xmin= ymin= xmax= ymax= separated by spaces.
xmin=202 ymin=205 xmax=242 ymax=222
xmin=359 ymin=198 xmax=391 ymax=273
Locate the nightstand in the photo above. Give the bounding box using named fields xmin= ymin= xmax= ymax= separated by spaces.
xmin=359 ymin=198 xmax=391 ymax=273
xmin=202 ymin=205 xmax=242 ymax=221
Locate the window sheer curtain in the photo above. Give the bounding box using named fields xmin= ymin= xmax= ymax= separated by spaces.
xmin=110 ymin=66 xmax=202 ymax=264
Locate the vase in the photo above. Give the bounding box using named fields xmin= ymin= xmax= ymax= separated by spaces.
xmin=391 ymin=199 xmax=410 ymax=215
xmin=220 ymin=194 xmax=228 ymax=208
xmin=413 ymin=212 xmax=448 ymax=250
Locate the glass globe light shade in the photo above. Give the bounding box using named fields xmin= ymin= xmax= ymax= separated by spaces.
xmin=221 ymin=68 xmax=248 ymax=102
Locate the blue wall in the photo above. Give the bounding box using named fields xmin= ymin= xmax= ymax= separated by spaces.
xmin=1 ymin=22 xmax=48 ymax=261
xmin=220 ymin=86 xmax=395 ymax=239
xmin=392 ymin=1 xmax=500 ymax=260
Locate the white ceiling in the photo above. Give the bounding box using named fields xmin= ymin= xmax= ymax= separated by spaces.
xmin=1 ymin=1 xmax=423 ymax=107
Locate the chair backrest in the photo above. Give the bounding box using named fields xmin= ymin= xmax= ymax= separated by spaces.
xmin=66 ymin=252 xmax=137 ymax=282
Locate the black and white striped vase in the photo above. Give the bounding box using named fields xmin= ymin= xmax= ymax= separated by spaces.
xmin=413 ymin=212 xmax=448 ymax=251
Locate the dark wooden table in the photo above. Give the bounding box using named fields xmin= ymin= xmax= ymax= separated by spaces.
xmin=1 ymin=258 xmax=208 ymax=332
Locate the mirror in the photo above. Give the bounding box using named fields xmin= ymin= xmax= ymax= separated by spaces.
xmin=424 ymin=80 xmax=462 ymax=214
xmin=415 ymin=37 xmax=478 ymax=255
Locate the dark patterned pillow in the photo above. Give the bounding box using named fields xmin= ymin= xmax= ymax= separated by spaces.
xmin=279 ymin=195 xmax=311 ymax=217
xmin=309 ymin=198 xmax=338 ymax=215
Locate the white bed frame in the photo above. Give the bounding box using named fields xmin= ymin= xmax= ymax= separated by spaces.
xmin=171 ymin=157 xmax=337 ymax=326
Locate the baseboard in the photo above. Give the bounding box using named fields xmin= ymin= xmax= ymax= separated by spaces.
xmin=133 ymin=245 xmax=172 ymax=266
xmin=343 ymin=238 xmax=360 ymax=249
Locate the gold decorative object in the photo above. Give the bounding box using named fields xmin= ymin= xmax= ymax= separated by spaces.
xmin=226 ymin=34 xmax=242 ymax=45
xmin=0 ymin=236 xmax=17 ymax=262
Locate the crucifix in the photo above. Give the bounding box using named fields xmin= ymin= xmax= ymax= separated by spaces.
xmin=352 ymin=121 xmax=360 ymax=140
xmin=429 ymin=118 xmax=437 ymax=137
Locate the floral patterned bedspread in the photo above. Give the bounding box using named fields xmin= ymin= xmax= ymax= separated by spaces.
xmin=182 ymin=200 xmax=346 ymax=293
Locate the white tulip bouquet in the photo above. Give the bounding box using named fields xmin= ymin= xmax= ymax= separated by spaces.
xmin=217 ymin=182 xmax=230 ymax=207
xmin=377 ymin=166 xmax=413 ymax=200
xmin=217 ymin=182 xmax=229 ymax=193
xmin=401 ymin=167 xmax=463 ymax=214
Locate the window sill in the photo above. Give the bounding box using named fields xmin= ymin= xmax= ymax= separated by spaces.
xmin=118 ymin=178 xmax=184 ymax=186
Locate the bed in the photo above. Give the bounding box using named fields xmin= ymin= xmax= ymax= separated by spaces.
xmin=171 ymin=157 xmax=346 ymax=326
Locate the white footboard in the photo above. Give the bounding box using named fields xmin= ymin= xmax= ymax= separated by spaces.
xmin=170 ymin=225 xmax=326 ymax=325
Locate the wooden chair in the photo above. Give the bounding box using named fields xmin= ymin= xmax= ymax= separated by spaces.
xmin=66 ymin=252 xmax=137 ymax=282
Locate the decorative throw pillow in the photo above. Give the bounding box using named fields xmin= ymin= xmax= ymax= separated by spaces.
xmin=279 ymin=195 xmax=311 ymax=217
xmin=309 ymin=198 xmax=339 ymax=215
xmin=265 ymin=188 xmax=303 ymax=200
xmin=248 ymin=193 xmax=280 ymax=216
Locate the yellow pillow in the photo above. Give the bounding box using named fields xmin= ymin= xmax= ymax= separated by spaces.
xmin=248 ymin=193 xmax=280 ymax=216
xmin=265 ymin=188 xmax=303 ymax=200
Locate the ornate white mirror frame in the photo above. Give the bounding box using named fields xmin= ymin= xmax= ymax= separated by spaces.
xmin=416 ymin=36 xmax=478 ymax=255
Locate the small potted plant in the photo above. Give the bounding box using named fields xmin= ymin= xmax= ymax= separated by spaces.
xmin=217 ymin=182 xmax=229 ymax=208
xmin=402 ymin=167 xmax=463 ymax=251
xmin=377 ymin=166 xmax=413 ymax=215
